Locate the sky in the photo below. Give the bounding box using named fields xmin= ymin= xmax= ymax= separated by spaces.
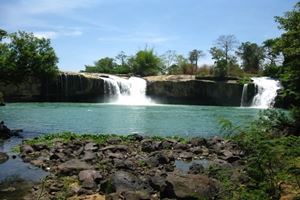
xmin=0 ymin=0 xmax=298 ymax=72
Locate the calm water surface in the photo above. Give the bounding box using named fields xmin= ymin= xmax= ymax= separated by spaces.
xmin=0 ymin=103 xmax=261 ymax=137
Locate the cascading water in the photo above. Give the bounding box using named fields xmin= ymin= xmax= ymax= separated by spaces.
xmin=240 ymin=84 xmax=249 ymax=107
xmin=251 ymin=77 xmax=281 ymax=108
xmin=102 ymin=75 xmax=153 ymax=105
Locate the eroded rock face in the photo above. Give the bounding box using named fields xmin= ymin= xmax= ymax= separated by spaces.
xmin=145 ymin=76 xmax=256 ymax=106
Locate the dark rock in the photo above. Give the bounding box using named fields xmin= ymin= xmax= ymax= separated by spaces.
xmin=128 ymin=134 xmax=144 ymax=141
xmin=114 ymin=159 xmax=135 ymax=170
xmin=161 ymin=140 xmax=175 ymax=149
xmin=173 ymin=143 xmax=188 ymax=150
xmin=188 ymin=163 xmax=205 ymax=174
xmin=100 ymin=145 xmax=129 ymax=152
xmin=105 ymin=171 xmax=150 ymax=193
xmin=141 ymin=139 xmax=156 ymax=152
xmin=78 ymin=170 xmax=102 ymax=189
xmin=190 ymin=137 xmax=207 ymax=147
xmin=50 ymin=152 xmax=65 ymax=161
xmin=0 ymin=152 xmax=9 ymax=164
xmin=32 ymin=144 xmax=49 ymax=151
xmin=150 ymin=174 xmax=167 ymax=192
xmin=20 ymin=144 xmax=34 ymax=154
xmin=190 ymin=147 xmax=203 ymax=154
xmin=107 ymin=138 xmax=122 ymax=145
xmin=225 ymin=156 xmax=241 ymax=163
xmin=147 ymin=152 xmax=173 ymax=167
xmin=57 ymin=159 xmax=92 ymax=175
xmin=164 ymin=173 xmax=218 ymax=199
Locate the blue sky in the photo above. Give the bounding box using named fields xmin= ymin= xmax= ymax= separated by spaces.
xmin=0 ymin=0 xmax=298 ymax=72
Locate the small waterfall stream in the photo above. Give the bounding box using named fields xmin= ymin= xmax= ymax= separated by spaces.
xmin=240 ymin=84 xmax=249 ymax=107
xmin=250 ymin=77 xmax=281 ymax=108
xmin=102 ymin=75 xmax=153 ymax=105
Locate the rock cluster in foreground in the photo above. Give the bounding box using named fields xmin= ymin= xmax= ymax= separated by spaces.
xmin=20 ymin=134 xmax=246 ymax=200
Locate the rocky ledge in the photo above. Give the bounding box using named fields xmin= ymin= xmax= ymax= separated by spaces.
xmin=19 ymin=133 xmax=248 ymax=200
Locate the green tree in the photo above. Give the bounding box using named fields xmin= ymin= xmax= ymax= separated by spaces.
xmin=188 ymin=49 xmax=205 ymax=74
xmin=131 ymin=48 xmax=162 ymax=76
xmin=236 ymin=42 xmax=265 ymax=73
xmin=210 ymin=35 xmax=239 ymax=77
xmin=262 ymin=39 xmax=282 ymax=77
xmin=85 ymin=57 xmax=117 ymax=73
xmin=274 ymin=2 xmax=300 ymax=127
xmin=0 ymin=30 xmax=58 ymax=84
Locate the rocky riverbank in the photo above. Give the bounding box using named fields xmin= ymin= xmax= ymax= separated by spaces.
xmin=18 ymin=132 xmax=247 ymax=200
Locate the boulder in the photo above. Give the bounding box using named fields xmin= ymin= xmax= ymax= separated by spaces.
xmin=164 ymin=173 xmax=219 ymax=199
xmin=57 ymin=159 xmax=92 ymax=175
xmin=78 ymin=170 xmax=102 ymax=189
xmin=110 ymin=171 xmax=149 ymax=192
xmin=20 ymin=144 xmax=34 ymax=154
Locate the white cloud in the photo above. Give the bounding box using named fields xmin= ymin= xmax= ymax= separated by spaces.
xmin=98 ymin=33 xmax=178 ymax=44
xmin=33 ymin=31 xmax=57 ymax=39
xmin=33 ymin=30 xmax=82 ymax=39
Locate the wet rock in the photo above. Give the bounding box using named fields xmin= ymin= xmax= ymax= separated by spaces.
xmin=57 ymin=159 xmax=92 ymax=175
xmin=78 ymin=170 xmax=102 ymax=189
xmin=188 ymin=163 xmax=205 ymax=174
xmin=147 ymin=152 xmax=173 ymax=167
xmin=20 ymin=144 xmax=34 ymax=154
xmin=0 ymin=152 xmax=9 ymax=164
xmin=165 ymin=173 xmax=218 ymax=199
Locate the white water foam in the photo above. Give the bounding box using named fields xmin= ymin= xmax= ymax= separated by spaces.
xmin=102 ymin=75 xmax=154 ymax=105
xmin=251 ymin=77 xmax=281 ymax=109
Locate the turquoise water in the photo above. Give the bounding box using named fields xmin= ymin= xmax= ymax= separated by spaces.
xmin=0 ymin=103 xmax=261 ymax=137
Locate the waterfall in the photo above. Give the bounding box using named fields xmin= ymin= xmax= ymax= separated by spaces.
xmin=240 ymin=84 xmax=248 ymax=107
xmin=102 ymin=75 xmax=153 ymax=105
xmin=251 ymin=77 xmax=281 ymax=108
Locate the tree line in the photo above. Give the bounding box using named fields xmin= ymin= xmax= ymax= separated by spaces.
xmin=83 ymin=34 xmax=281 ymax=78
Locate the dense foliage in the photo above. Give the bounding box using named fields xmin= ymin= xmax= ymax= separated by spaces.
xmin=0 ymin=29 xmax=59 ymax=84
xmin=85 ymin=48 xmax=162 ymax=76
xmin=216 ymin=110 xmax=300 ymax=199
xmin=274 ymin=2 xmax=300 ymax=122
